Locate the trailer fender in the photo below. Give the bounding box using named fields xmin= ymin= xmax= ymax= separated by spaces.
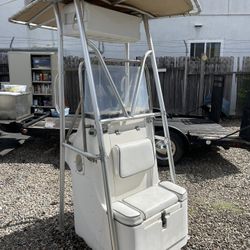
xmin=155 ymin=125 xmax=190 ymax=148
xmin=155 ymin=126 xmax=190 ymax=164
xmin=168 ymin=126 xmax=190 ymax=148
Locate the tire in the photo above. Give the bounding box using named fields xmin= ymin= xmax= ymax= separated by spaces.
xmin=155 ymin=131 xmax=185 ymax=165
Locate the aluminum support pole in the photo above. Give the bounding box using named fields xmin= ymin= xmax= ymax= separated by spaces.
xmin=131 ymin=50 xmax=152 ymax=115
xmin=74 ymin=1 xmax=118 ymax=249
xmin=101 ymin=112 xmax=160 ymax=124
xmin=53 ymin=3 xmax=66 ymax=230
xmin=78 ymin=61 xmax=87 ymax=151
xmin=66 ymin=100 xmax=81 ymax=142
xmin=125 ymin=43 xmax=130 ymax=94
xmin=88 ymin=41 xmax=129 ymax=117
xmin=183 ymin=40 xmax=188 ymax=114
xmin=143 ymin=16 xmax=176 ymax=183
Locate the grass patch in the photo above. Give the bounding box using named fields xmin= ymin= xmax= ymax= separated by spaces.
xmin=211 ymin=201 xmax=243 ymax=213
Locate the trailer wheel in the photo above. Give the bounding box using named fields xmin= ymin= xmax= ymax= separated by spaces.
xmin=155 ymin=131 xmax=184 ymax=165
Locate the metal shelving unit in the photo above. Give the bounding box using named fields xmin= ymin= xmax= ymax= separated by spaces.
xmin=31 ymin=54 xmax=54 ymax=112
xmin=0 ymin=53 xmax=9 ymax=83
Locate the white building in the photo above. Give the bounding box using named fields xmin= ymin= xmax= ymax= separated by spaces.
xmin=148 ymin=0 xmax=250 ymax=59
xmin=0 ymin=0 xmax=81 ymax=54
xmin=1 ymin=0 xmax=250 ymax=58
xmin=104 ymin=0 xmax=250 ymax=59
xmin=0 ymin=0 xmax=56 ymax=49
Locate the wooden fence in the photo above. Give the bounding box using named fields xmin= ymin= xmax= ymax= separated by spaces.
xmin=63 ymin=56 xmax=249 ymax=116
xmin=0 ymin=52 xmax=9 ymax=82
xmin=148 ymin=57 xmax=234 ymax=116
xmin=64 ymin=56 xmax=83 ymax=112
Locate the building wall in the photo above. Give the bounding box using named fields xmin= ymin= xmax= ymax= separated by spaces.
xmin=0 ymin=0 xmax=57 ymax=49
xmin=1 ymin=0 xmax=250 ymax=58
xmin=0 ymin=0 xmax=27 ymax=48
xmin=147 ymin=0 xmax=250 ymax=58
xmin=0 ymin=0 xmax=82 ymax=54
xmin=104 ymin=0 xmax=250 ymax=58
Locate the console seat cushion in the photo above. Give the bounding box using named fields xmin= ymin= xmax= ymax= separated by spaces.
xmin=113 ymin=201 xmax=143 ymax=226
xmin=123 ymin=185 xmax=178 ymax=220
xmin=112 ymin=138 xmax=155 ymax=178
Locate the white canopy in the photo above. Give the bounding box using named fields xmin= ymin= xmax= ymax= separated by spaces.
xmin=9 ymin=0 xmax=201 ymax=29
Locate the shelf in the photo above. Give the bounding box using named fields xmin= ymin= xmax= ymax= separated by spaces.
xmin=32 ymin=67 xmax=51 ymax=70
xmin=31 ymin=54 xmax=54 ymax=112
xmin=32 ymin=105 xmax=53 ymax=108
xmin=32 ymin=81 xmax=52 ymax=84
xmin=33 ymin=93 xmax=52 ymax=96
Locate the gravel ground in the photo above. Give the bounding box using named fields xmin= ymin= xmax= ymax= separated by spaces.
xmin=0 ymin=120 xmax=249 ymax=249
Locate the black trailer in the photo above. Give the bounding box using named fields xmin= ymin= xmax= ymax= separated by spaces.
xmin=1 ymin=112 xmax=249 ymax=165
xmin=0 ymin=113 xmax=50 ymax=134
xmin=0 ymin=112 xmax=80 ymax=138
xmin=154 ymin=116 xmax=250 ymax=164
xmin=153 ymin=73 xmax=250 ymax=164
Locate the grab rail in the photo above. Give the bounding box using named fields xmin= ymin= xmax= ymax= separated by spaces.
xmin=88 ymin=41 xmax=129 ymax=118
xmin=63 ymin=143 xmax=100 ymax=160
xmin=130 ymin=50 xmax=152 ymax=115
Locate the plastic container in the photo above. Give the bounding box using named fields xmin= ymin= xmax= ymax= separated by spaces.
xmin=50 ymin=107 xmax=70 ymax=117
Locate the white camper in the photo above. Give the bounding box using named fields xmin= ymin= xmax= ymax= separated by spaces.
xmin=10 ymin=1 xmax=201 ymax=249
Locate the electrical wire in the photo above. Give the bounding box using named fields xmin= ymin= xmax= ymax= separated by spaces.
xmin=2 ymin=36 xmax=250 ymax=55
xmin=3 ymin=36 xmax=250 ymax=50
